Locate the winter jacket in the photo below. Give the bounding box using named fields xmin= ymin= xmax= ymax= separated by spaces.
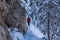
xmin=27 ymin=17 xmax=30 ymax=22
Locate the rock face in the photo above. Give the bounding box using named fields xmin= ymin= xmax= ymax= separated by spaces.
xmin=0 ymin=0 xmax=27 ymax=40
xmin=0 ymin=26 xmax=12 ymax=40
xmin=3 ymin=0 xmax=28 ymax=34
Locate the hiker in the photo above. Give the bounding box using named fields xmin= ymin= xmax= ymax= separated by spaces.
xmin=27 ymin=16 xmax=30 ymax=26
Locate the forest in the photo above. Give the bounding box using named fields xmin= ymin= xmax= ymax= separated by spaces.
xmin=0 ymin=0 xmax=60 ymax=40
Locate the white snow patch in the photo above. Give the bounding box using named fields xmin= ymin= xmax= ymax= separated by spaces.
xmin=8 ymin=28 xmax=25 ymax=40
xmin=29 ymin=23 xmax=45 ymax=38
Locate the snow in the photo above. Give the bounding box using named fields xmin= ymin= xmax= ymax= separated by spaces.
xmin=20 ymin=0 xmax=60 ymax=40
xmin=11 ymin=32 xmax=24 ymax=40
xmin=8 ymin=23 xmax=45 ymax=40
xmin=43 ymin=0 xmax=48 ymax=4
xmin=8 ymin=0 xmax=45 ymax=40
xmin=8 ymin=27 xmax=25 ymax=40
xmin=29 ymin=23 xmax=45 ymax=38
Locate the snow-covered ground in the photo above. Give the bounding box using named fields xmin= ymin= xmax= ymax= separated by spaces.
xmin=29 ymin=23 xmax=45 ymax=38
xmin=8 ymin=23 xmax=45 ymax=40
xmin=8 ymin=27 xmax=25 ymax=40
xmin=8 ymin=0 xmax=45 ymax=40
xmin=25 ymin=23 xmax=45 ymax=40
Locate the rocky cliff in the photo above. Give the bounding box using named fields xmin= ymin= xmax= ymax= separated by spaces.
xmin=0 ymin=0 xmax=27 ymax=40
